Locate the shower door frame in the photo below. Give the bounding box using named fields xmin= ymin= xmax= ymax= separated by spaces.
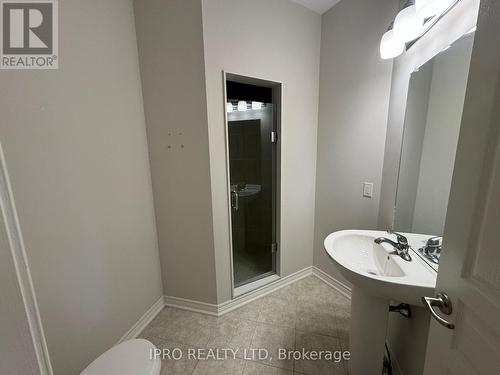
xmin=222 ymin=71 xmax=282 ymax=298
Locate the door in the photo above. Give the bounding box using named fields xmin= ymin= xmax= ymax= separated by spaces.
xmin=0 ymin=142 xmax=52 ymax=375
xmin=422 ymin=1 xmax=500 ymax=373
xmin=226 ymin=78 xmax=279 ymax=289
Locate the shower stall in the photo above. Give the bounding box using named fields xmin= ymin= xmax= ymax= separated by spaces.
xmin=224 ymin=74 xmax=281 ymax=295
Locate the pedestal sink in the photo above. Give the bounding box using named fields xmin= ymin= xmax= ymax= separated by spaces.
xmin=324 ymin=230 xmax=436 ymax=375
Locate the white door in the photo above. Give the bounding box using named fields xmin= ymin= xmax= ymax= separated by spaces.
xmin=423 ymin=1 xmax=500 ymax=373
xmin=0 ymin=142 xmax=52 ymax=375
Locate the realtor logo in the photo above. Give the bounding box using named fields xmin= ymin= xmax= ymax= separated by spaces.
xmin=1 ymin=0 xmax=58 ymax=69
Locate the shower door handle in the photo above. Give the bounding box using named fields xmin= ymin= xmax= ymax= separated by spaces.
xmin=231 ymin=190 xmax=239 ymax=210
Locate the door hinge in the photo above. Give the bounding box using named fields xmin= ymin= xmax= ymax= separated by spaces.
xmin=271 ymin=243 xmax=278 ymax=253
xmin=271 ymin=131 xmax=278 ymax=143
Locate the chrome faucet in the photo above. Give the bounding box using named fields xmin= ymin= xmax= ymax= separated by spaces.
xmin=374 ymin=231 xmax=412 ymax=261
xmin=419 ymin=236 xmax=442 ymax=264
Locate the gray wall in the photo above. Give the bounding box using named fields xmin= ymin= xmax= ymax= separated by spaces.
xmin=313 ymin=0 xmax=398 ymax=283
xmin=134 ymin=0 xmax=218 ymax=303
xmin=201 ymin=0 xmax=322 ymax=303
xmin=0 ymin=0 xmax=163 ymax=373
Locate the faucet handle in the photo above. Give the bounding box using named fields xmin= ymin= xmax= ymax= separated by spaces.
xmin=425 ymin=236 xmax=442 ymax=255
xmin=388 ymin=229 xmax=408 ymax=245
xmin=426 ymin=236 xmax=442 ymax=246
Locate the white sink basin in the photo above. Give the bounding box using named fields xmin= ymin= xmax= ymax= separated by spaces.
xmin=324 ymin=230 xmax=436 ymax=305
xmin=324 ymin=230 xmax=437 ymax=375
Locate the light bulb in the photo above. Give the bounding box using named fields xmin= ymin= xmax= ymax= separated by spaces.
xmin=416 ymin=0 xmax=455 ymax=19
xmin=466 ymin=26 xmax=477 ymax=35
xmin=226 ymin=102 xmax=233 ymax=113
xmin=380 ymin=29 xmax=405 ymax=59
xmin=237 ymin=101 xmax=248 ymax=111
xmin=251 ymin=101 xmax=262 ymax=110
xmin=394 ymin=5 xmax=424 ymax=42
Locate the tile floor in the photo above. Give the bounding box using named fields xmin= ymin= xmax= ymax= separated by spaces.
xmin=233 ymin=249 xmax=272 ymax=287
xmin=140 ymin=275 xmax=351 ymax=375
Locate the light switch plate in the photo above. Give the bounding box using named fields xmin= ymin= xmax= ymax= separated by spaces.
xmin=363 ymin=182 xmax=374 ymax=198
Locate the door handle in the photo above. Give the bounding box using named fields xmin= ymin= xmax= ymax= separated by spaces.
xmin=422 ymin=292 xmax=455 ymax=329
xmin=231 ymin=190 xmax=239 ymax=210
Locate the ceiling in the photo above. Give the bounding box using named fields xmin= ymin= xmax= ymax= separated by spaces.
xmin=290 ymin=0 xmax=342 ymax=14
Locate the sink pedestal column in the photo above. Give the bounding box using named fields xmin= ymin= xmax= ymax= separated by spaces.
xmin=349 ymin=287 xmax=389 ymax=375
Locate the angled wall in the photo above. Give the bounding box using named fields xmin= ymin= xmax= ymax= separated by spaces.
xmin=134 ymin=0 xmax=218 ymax=303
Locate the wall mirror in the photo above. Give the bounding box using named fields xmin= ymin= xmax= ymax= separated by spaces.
xmin=393 ymin=31 xmax=475 ymax=270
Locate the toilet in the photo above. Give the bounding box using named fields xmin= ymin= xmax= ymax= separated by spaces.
xmin=81 ymin=339 xmax=161 ymax=375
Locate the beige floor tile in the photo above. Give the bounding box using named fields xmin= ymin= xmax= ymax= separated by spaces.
xmin=206 ymin=317 xmax=239 ymax=348
xmin=143 ymin=307 xmax=215 ymax=347
xmin=223 ymin=299 xmax=264 ymax=322
xmin=139 ymin=275 xmax=353 ymax=375
xmin=140 ymin=307 xmax=178 ymax=339
xmin=293 ymin=276 xmax=331 ymax=295
xmin=265 ymin=284 xmax=298 ymax=304
xmin=192 ymin=358 xmax=246 ymax=375
xmin=295 ymin=305 xmax=338 ymax=337
xmin=250 ymin=323 xmax=295 ymax=370
xmin=294 ymin=332 xmax=346 ymax=375
xmin=243 ymin=361 xmax=294 ymax=375
xmin=206 ymin=317 xmax=256 ymax=358
xmin=295 ymin=277 xmax=350 ymax=312
xmin=299 ymin=298 xmax=338 ymax=316
xmin=258 ymin=296 xmax=296 ymax=328
xmin=231 ymin=320 xmax=258 ymax=357
xmin=158 ymin=341 xmax=198 ymax=375
xmin=297 ymin=288 xmax=338 ymax=307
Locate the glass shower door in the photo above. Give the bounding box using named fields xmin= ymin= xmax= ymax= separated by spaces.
xmin=227 ymin=101 xmax=277 ymax=288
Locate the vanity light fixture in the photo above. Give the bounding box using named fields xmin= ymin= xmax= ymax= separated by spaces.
xmin=226 ymin=102 xmax=233 ymax=113
xmin=380 ymin=23 xmax=405 ymax=60
xmin=394 ymin=2 xmax=424 ymax=43
xmin=251 ymin=101 xmax=262 ymax=110
xmin=237 ymin=101 xmax=248 ymax=111
xmin=381 ymin=0 xmax=461 ymax=60
xmin=416 ymin=0 xmax=455 ymax=18
xmin=466 ymin=26 xmax=477 ymax=35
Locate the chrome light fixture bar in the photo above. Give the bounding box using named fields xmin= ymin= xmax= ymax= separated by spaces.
xmin=416 ymin=0 xmax=456 ymax=18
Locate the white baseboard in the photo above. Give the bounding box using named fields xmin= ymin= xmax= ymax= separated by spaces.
xmin=312 ymin=266 xmax=352 ymax=299
xmin=217 ymin=266 xmax=313 ymax=315
xmin=121 ymin=266 xmax=352 ymax=341
xmin=163 ymin=266 xmax=313 ymax=317
xmin=164 ymin=295 xmax=219 ymax=316
xmin=119 ymin=296 xmax=165 ymax=342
